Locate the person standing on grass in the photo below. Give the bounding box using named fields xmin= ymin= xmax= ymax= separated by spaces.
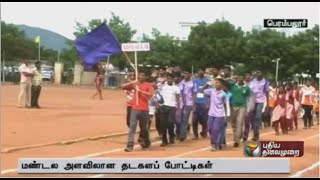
xmin=159 ymin=74 xmax=180 ymax=147
xmin=18 ymin=61 xmax=34 ymax=108
xmin=230 ymin=75 xmax=250 ymax=148
xmin=31 ymin=61 xmax=43 ymax=109
xmin=202 ymin=78 xmax=230 ymax=151
xmin=121 ymin=72 xmax=154 ymax=152
xmin=192 ymin=68 xmax=210 ymax=140
xmin=179 ymin=70 xmax=197 ymax=142
xmin=300 ymin=80 xmax=316 ymax=129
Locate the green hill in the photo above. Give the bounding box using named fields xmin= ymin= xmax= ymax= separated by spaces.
xmin=15 ymin=24 xmax=71 ymax=51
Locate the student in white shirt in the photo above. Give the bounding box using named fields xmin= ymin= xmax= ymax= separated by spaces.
xmin=17 ymin=61 xmax=34 ymax=108
xmin=159 ymin=74 xmax=181 ymax=147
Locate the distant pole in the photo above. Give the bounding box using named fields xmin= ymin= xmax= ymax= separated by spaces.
xmin=58 ymin=50 xmax=60 ymax=62
xmin=38 ymin=41 xmax=41 ymax=61
xmin=2 ymin=51 xmax=5 ymax=82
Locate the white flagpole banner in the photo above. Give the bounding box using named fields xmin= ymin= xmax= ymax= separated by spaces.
xmin=18 ymin=158 xmax=290 ymax=174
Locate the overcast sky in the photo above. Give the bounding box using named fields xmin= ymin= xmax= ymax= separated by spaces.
xmin=1 ymin=2 xmax=319 ymax=40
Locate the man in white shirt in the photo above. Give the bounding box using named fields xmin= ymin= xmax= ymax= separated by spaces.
xmin=18 ymin=61 xmax=34 ymax=108
xmin=159 ymin=74 xmax=181 ymax=147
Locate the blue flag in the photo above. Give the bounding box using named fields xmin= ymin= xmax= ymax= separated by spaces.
xmin=75 ymin=23 xmax=122 ymax=68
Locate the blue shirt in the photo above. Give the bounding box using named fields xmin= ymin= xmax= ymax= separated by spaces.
xmin=193 ymin=77 xmax=210 ymax=104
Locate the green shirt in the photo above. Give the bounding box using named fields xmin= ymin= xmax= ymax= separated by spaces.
xmin=230 ymin=84 xmax=250 ymax=107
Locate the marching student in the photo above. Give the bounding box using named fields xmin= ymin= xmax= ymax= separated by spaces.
xmin=179 ymin=70 xmax=197 ymax=142
xmin=271 ymin=86 xmax=288 ymax=135
xmin=230 ymin=75 xmax=250 ymax=147
xmin=202 ymin=78 xmax=230 ymax=151
xmin=264 ymin=81 xmax=278 ymax=128
xmin=121 ymin=72 xmax=154 ymax=152
xmin=159 ymin=74 xmax=180 ymax=147
xmin=155 ymin=71 xmax=167 ymax=138
xmin=243 ymin=72 xmax=256 ymax=142
xmin=174 ymin=72 xmax=183 ymax=140
xmin=300 ymin=80 xmax=316 ymax=129
xmin=292 ymin=81 xmax=301 ymax=130
xmin=249 ymin=70 xmax=270 ymax=141
xmin=125 ymin=72 xmax=135 ymax=128
xmin=192 ymin=68 xmax=210 ymax=140
xmin=285 ymin=84 xmax=295 ymax=131
xmin=313 ymin=83 xmax=319 ymax=125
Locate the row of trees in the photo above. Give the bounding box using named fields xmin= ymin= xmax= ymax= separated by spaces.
xmin=1 ymin=13 xmax=319 ymax=80
xmin=1 ymin=21 xmax=60 ymax=63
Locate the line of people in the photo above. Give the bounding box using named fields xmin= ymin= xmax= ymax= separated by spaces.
xmin=121 ymin=67 xmax=319 ymax=152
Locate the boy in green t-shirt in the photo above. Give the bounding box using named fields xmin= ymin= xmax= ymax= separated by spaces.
xmin=230 ymin=75 xmax=250 ymax=148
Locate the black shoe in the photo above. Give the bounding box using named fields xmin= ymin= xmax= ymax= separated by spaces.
xmin=200 ymin=133 xmax=207 ymax=139
xmin=233 ymin=143 xmax=239 ymax=148
xmin=169 ymin=138 xmax=175 ymax=144
xmin=35 ymin=105 xmax=41 ymax=109
xmin=251 ymin=137 xmax=259 ymax=141
xmin=124 ymin=147 xmax=133 ymax=152
xmin=141 ymin=146 xmax=150 ymax=151
xmin=192 ymin=137 xmax=199 ymax=141
xmin=179 ymin=138 xmax=186 ymax=142
xmin=160 ymin=143 xmax=168 ymax=147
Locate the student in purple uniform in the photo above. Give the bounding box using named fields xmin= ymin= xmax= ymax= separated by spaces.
xmin=179 ymin=70 xmax=197 ymax=142
xmin=250 ymin=70 xmax=270 ymax=141
xmin=202 ymin=78 xmax=230 ymax=151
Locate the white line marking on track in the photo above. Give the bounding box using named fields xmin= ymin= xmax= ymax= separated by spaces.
xmin=290 ymin=161 xmax=320 ymax=178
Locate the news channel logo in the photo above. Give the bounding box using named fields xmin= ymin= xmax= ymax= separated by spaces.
xmin=244 ymin=142 xmax=261 ymax=157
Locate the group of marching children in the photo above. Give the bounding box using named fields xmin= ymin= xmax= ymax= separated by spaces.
xmin=121 ymin=67 xmax=319 ymax=152
xmin=269 ymin=80 xmax=319 ymax=135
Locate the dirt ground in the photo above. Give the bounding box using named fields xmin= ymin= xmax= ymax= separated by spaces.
xmin=1 ymin=85 xmax=319 ymax=178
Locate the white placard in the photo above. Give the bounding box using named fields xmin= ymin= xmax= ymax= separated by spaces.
xmin=18 ymin=158 xmax=290 ymax=174
xmin=122 ymin=43 xmax=150 ymax=52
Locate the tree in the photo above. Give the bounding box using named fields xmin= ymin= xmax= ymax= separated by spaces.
xmin=140 ymin=28 xmax=181 ymax=67
xmin=186 ymin=20 xmax=246 ymax=69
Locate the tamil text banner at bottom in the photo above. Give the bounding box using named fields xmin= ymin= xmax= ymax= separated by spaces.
xmin=18 ymin=158 xmax=290 ymax=174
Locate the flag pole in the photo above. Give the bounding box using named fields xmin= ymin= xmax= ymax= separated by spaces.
xmin=123 ymin=51 xmax=135 ymax=69
xmin=135 ymin=51 xmax=139 ymax=106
